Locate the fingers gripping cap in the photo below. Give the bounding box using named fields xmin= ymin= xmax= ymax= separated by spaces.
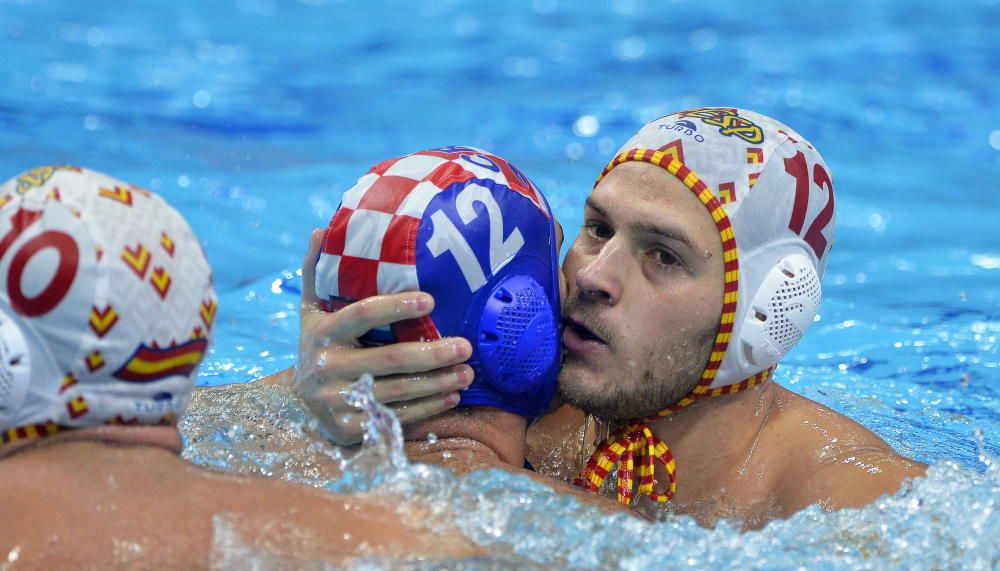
xmin=314 ymin=147 xmax=560 ymax=418
xmin=0 ymin=166 xmax=216 ymax=444
xmin=613 ymin=108 xmax=835 ymax=388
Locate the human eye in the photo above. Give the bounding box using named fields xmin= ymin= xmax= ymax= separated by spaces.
xmin=584 ymin=220 xmax=613 ymax=241
xmin=647 ymin=247 xmax=682 ymax=270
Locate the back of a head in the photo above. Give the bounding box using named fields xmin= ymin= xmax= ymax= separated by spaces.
xmin=0 ymin=166 xmax=216 ymax=446
xmin=607 ymin=107 xmax=835 ymax=392
xmin=314 ymin=147 xmax=561 ymax=418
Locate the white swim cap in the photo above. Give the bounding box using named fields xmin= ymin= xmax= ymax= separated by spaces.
xmin=603 ymin=107 xmax=835 ymax=392
xmin=0 ymin=166 xmax=216 ymax=446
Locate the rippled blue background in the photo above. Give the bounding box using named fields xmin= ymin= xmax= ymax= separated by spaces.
xmin=1 ymin=0 xmax=997 ymax=468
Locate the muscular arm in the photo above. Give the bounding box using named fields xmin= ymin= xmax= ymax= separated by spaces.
xmin=0 ymin=443 xmax=481 ymax=567
xmin=408 ymin=438 xmax=632 ymax=516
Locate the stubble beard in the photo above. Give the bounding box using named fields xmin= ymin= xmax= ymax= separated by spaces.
xmin=557 ymin=302 xmax=717 ymax=422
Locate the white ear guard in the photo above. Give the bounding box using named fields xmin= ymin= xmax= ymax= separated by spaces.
xmin=0 ymin=308 xmax=31 ymax=428
xmin=737 ymin=252 xmax=821 ymax=371
xmin=0 ymin=306 xmax=60 ymax=430
xmin=714 ymin=245 xmax=821 ymax=386
xmin=613 ymin=107 xmax=835 ymax=392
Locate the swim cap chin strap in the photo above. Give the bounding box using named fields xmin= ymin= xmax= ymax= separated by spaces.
xmin=573 ymin=149 xmax=772 ymax=505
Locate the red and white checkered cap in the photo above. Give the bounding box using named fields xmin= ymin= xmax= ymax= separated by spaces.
xmin=315 ymin=146 xmax=549 ymax=343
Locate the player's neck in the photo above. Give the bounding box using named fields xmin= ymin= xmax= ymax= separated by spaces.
xmin=0 ymin=425 xmax=183 ymax=460
xmin=648 ymin=380 xmax=778 ymax=501
xmin=406 ymin=407 xmax=527 ymax=467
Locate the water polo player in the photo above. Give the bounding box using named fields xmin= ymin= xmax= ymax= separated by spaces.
xmin=271 ymin=147 xmax=624 ymax=510
xmin=290 ymin=109 xmax=925 ymax=528
xmin=0 ymin=166 xmax=480 ymax=565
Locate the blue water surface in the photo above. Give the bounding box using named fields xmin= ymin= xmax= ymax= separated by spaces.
xmin=1 ymin=0 xmax=998 ymax=567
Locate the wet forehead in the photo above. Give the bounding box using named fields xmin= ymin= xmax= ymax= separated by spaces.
xmin=588 ymin=161 xmax=722 ymax=252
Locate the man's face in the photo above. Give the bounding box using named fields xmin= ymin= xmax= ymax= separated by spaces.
xmin=557 ymin=161 xmax=725 ymax=421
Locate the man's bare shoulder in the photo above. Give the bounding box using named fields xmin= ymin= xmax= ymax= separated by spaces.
xmin=0 ymin=440 xmax=480 ymax=567
xmin=766 ymin=387 xmax=927 ymax=515
xmin=525 ymin=403 xmax=591 ymax=482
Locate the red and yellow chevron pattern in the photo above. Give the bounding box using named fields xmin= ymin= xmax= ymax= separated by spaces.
xmin=200 ymin=298 xmax=217 ymax=329
xmin=749 ymin=172 xmax=761 ymax=188
xmin=746 ymin=148 xmax=764 ymax=164
xmin=89 ymin=305 xmax=119 ymax=338
xmin=718 ymin=182 xmax=736 ymax=204
xmin=66 ymin=396 xmax=89 ymax=419
xmin=160 ymin=232 xmax=175 ymax=257
xmin=98 ymin=186 xmax=133 ymax=206
xmin=577 ymin=148 xmax=775 ymax=505
xmin=149 ymin=267 xmax=172 ymax=299
xmin=657 ymin=139 xmax=685 ymax=164
xmin=122 ymin=243 xmax=150 ymax=278
xmin=85 ymin=351 xmax=105 ymax=373
xmin=112 ymin=338 xmax=208 ymax=383
xmin=59 ymin=373 xmax=78 ymax=394
xmin=0 ymin=194 xmax=12 ymax=208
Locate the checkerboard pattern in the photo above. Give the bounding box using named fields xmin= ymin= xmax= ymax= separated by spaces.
xmin=314 ymin=147 xmax=547 ymax=343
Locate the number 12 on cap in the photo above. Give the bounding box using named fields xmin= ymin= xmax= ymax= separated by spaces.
xmin=426 ymin=184 xmax=524 ymax=293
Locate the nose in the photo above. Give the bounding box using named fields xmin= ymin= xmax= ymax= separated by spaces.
xmin=573 ymin=239 xmax=625 ymax=306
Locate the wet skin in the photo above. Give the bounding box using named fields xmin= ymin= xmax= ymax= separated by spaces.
xmin=261 ymin=162 xmax=924 ymax=528
xmin=255 ymin=225 xmax=626 ymax=515
xmin=527 ymin=162 xmax=926 ymax=527
xmin=0 ymin=426 xmax=481 ymax=567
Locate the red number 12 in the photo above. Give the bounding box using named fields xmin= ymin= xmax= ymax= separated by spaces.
xmin=783 ymin=151 xmax=834 ymax=260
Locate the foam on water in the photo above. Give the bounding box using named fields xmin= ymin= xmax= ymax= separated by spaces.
xmin=183 ymin=378 xmax=998 ymax=570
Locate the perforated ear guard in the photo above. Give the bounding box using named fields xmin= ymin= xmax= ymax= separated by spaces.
xmin=737 ymin=252 xmax=821 ymax=371
xmin=0 ymin=308 xmax=31 ymax=427
xmin=477 ymin=273 xmax=559 ymax=393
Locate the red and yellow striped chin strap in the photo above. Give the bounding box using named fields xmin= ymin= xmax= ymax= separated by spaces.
xmin=572 ymin=148 xmax=773 ymax=506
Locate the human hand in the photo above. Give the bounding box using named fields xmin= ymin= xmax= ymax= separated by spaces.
xmin=293 ymin=230 xmax=474 ymax=446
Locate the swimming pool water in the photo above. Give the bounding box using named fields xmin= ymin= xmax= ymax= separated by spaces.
xmin=1 ymin=0 xmax=997 ymax=567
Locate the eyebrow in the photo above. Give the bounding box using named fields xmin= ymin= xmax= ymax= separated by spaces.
xmin=585 ymin=197 xmax=698 ymax=249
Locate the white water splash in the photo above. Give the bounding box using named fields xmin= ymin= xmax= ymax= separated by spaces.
xmin=184 ymin=380 xmax=1000 ymax=569
xmin=342 ymin=374 xmax=408 ymax=472
xmin=324 ymin=374 xmax=410 ymax=494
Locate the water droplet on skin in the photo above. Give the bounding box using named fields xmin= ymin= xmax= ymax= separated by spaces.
xmin=427 ymin=433 xmax=439 ymax=444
